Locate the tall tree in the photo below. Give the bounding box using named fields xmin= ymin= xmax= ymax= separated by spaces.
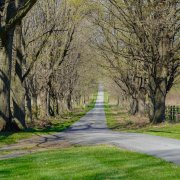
xmin=0 ymin=0 xmax=38 ymax=130
xmin=91 ymin=0 xmax=180 ymax=123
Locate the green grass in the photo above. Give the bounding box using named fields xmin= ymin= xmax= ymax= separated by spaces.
xmin=127 ymin=124 xmax=180 ymax=140
xmin=104 ymin=93 xmax=180 ymax=140
xmin=0 ymin=94 xmax=97 ymax=147
xmin=104 ymin=92 xmax=124 ymax=130
xmin=104 ymin=102 xmax=118 ymax=129
xmin=0 ymin=146 xmax=180 ymax=180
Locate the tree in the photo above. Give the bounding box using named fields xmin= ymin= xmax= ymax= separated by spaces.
xmin=0 ymin=0 xmax=38 ymax=130
xmin=91 ymin=0 xmax=180 ymax=123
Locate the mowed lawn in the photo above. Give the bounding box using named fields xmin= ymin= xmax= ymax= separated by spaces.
xmin=0 ymin=146 xmax=180 ymax=180
xmin=127 ymin=124 xmax=180 ymax=140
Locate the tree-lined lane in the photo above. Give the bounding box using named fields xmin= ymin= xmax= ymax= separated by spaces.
xmin=0 ymin=86 xmax=180 ymax=164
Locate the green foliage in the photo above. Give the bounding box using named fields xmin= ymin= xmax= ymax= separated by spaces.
xmin=0 ymin=146 xmax=180 ymax=179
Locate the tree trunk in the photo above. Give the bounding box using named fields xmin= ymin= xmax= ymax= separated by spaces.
xmin=129 ymin=98 xmax=138 ymax=115
xmin=78 ymin=96 xmax=81 ymax=106
xmin=12 ymin=92 xmax=26 ymax=128
xmin=148 ymin=66 xmax=167 ymax=123
xmin=55 ymin=98 xmax=59 ymax=115
xmin=117 ymin=96 xmax=120 ymax=106
xmin=40 ymin=89 xmax=50 ymax=118
xmin=149 ymin=86 xmax=166 ymax=124
xmin=138 ymin=98 xmax=146 ymax=115
xmin=46 ymin=89 xmax=50 ymax=116
xmin=83 ymin=95 xmax=86 ymax=105
xmin=12 ymin=22 xmax=26 ymax=129
xmin=26 ymin=90 xmax=32 ymax=122
xmin=67 ymin=93 xmax=72 ymax=111
xmin=49 ymin=97 xmax=55 ymax=117
xmin=32 ymin=94 xmax=38 ymax=119
xmin=58 ymin=99 xmax=63 ymax=114
xmin=0 ymin=31 xmax=14 ymax=131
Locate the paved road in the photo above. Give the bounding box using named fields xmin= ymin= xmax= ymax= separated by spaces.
xmin=1 ymin=86 xmax=180 ymax=164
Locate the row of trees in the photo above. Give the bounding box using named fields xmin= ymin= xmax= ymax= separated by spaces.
xmin=91 ymin=0 xmax=179 ymax=123
xmin=1 ymin=0 xmax=178 ymax=131
xmin=0 ymin=0 xmax=98 ymax=131
xmin=0 ymin=0 xmax=39 ymax=130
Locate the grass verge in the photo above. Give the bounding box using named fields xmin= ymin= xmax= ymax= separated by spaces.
xmin=0 ymin=146 xmax=180 ymax=180
xmin=0 ymin=94 xmax=97 ymax=147
xmin=104 ymin=93 xmax=180 ymax=140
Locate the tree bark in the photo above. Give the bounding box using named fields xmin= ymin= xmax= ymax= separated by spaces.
xmin=67 ymin=93 xmax=72 ymax=111
xmin=46 ymin=89 xmax=50 ymax=116
xmin=32 ymin=94 xmax=38 ymax=119
xmin=138 ymin=98 xmax=146 ymax=115
xmin=149 ymin=86 xmax=166 ymax=124
xmin=55 ymin=98 xmax=59 ymax=115
xmin=40 ymin=89 xmax=50 ymax=118
xmin=25 ymin=90 xmax=32 ymax=122
xmin=12 ymin=22 xmax=26 ymax=129
xmin=0 ymin=31 xmax=14 ymax=130
xmin=129 ymin=98 xmax=138 ymax=115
